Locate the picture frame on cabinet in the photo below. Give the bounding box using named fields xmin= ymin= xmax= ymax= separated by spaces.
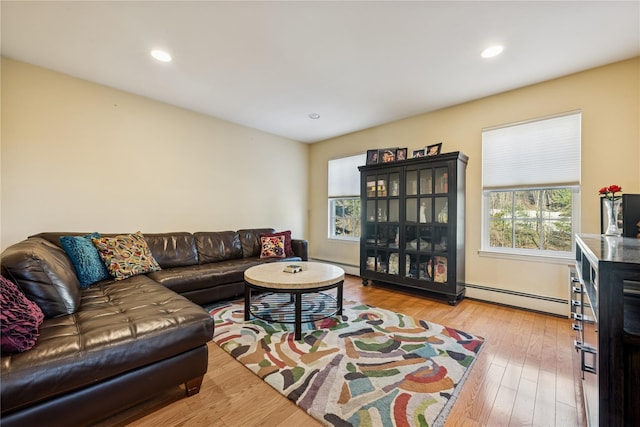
xmin=379 ymin=148 xmax=397 ymax=163
xmin=366 ymin=149 xmax=379 ymax=165
xmin=396 ymin=148 xmax=407 ymax=161
xmin=411 ymin=148 xmax=426 ymax=158
xmin=426 ymin=142 xmax=442 ymax=157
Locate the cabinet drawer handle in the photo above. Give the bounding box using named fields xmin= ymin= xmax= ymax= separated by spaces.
xmin=571 ymin=277 xmax=580 ymax=284
xmin=571 ymin=323 xmax=582 ymax=331
xmin=572 ymin=286 xmax=582 ymax=294
xmin=571 ymin=313 xmax=583 ymax=321
xmin=579 ymin=343 xmax=597 ymax=374
xmin=574 ymin=339 xmax=583 ymax=351
xmin=571 ymin=300 xmax=582 ymax=307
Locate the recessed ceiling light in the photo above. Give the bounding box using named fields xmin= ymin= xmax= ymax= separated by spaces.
xmin=151 ymin=50 xmax=172 ymax=62
xmin=308 ymin=113 xmax=321 ymax=120
xmin=481 ymin=45 xmax=504 ymax=59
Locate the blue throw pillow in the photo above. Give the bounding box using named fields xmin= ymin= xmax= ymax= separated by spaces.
xmin=60 ymin=233 xmax=110 ymax=288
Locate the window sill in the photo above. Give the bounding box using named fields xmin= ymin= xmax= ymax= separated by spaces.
xmin=478 ymin=249 xmax=574 ymax=265
xmin=328 ymin=237 xmax=360 ymax=244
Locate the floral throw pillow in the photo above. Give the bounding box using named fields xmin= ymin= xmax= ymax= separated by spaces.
xmin=260 ymin=230 xmax=294 ymax=257
xmin=92 ymin=231 xmax=161 ymax=280
xmin=1 ymin=275 xmax=44 ymax=353
xmin=260 ymin=235 xmax=286 ymax=259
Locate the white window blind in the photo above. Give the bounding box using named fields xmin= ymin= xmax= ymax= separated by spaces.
xmin=328 ymin=153 xmax=366 ymax=197
xmin=482 ymin=112 xmax=581 ymax=189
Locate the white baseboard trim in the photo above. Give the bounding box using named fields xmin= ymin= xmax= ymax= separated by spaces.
xmin=310 ymin=258 xmax=359 ymax=276
xmin=309 ymin=260 xmax=569 ymax=317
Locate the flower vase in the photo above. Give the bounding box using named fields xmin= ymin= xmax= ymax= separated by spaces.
xmin=604 ymin=198 xmax=622 ymax=236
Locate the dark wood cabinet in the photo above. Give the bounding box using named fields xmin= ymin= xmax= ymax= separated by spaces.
xmin=573 ymin=234 xmax=640 ymax=427
xmin=358 ymin=151 xmax=467 ymax=304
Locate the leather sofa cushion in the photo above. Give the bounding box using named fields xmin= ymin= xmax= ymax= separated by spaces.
xmin=142 ymin=232 xmax=198 ymax=268
xmin=1 ymin=238 xmax=81 ymax=318
xmin=148 ymin=257 xmax=265 ymax=294
xmin=194 ymin=231 xmax=242 ymax=264
xmin=237 ymin=228 xmax=276 ymax=258
xmin=0 ymin=275 xmax=213 ymax=414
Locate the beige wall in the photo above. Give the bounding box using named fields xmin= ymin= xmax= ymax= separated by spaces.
xmin=309 ymin=57 xmax=640 ymax=315
xmin=1 ymin=58 xmax=309 ymax=250
xmin=2 ymin=57 xmax=638 ymax=315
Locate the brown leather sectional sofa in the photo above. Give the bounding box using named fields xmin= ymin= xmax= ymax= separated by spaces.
xmin=0 ymin=228 xmax=308 ymax=426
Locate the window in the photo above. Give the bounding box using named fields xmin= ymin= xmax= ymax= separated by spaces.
xmin=328 ymin=153 xmax=366 ymax=240
xmin=482 ymin=112 xmax=581 ymax=257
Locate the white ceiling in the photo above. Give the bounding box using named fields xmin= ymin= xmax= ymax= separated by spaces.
xmin=2 ymin=1 xmax=639 ymax=143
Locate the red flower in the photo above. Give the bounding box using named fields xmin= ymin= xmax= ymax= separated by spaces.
xmin=599 ymin=185 xmax=623 ymax=201
xmin=608 ymin=185 xmax=622 ymax=193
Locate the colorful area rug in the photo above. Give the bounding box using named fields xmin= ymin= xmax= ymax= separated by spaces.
xmin=208 ymin=297 xmax=484 ymax=427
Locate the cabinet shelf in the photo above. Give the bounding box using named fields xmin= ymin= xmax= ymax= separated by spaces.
xmin=359 ymin=151 xmax=467 ymax=305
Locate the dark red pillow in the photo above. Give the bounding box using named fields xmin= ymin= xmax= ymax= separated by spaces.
xmin=260 ymin=230 xmax=294 ymax=257
xmin=1 ymin=275 xmax=44 ymax=353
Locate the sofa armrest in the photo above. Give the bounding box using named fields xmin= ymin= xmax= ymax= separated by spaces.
xmin=291 ymin=239 xmax=308 ymax=261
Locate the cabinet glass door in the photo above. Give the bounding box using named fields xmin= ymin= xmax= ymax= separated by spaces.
xmin=364 ymin=169 xmax=400 ymax=277
xmin=404 ymin=165 xmax=449 ymax=284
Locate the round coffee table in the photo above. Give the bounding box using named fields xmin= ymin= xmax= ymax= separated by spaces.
xmin=244 ymin=261 xmax=345 ymax=340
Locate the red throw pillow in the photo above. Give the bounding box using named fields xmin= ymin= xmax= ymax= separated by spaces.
xmin=261 ymin=230 xmax=294 ymax=257
xmin=1 ymin=275 xmax=44 ymax=353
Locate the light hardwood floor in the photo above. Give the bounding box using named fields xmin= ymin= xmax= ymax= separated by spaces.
xmin=98 ymin=275 xmax=586 ymax=427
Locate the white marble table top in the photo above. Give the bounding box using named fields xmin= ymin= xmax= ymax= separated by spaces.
xmin=244 ymin=261 xmax=345 ymax=290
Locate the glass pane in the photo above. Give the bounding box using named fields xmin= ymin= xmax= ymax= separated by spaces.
xmin=435 ymin=168 xmax=449 ymax=193
xmin=376 ymin=255 xmax=387 ymax=272
xmin=419 ymin=199 xmax=432 ymax=223
xmin=418 ymin=255 xmax=431 ymax=280
xmin=420 ymin=169 xmax=433 ymax=195
xmin=406 ymin=171 xmax=418 ymax=195
xmin=417 ymin=225 xmax=433 ymax=251
xmin=406 ymin=198 xmax=417 ymax=222
xmin=488 ymin=188 xmax=573 ymax=251
xmin=389 ymin=226 xmax=400 ymax=249
xmin=514 ymin=220 xmax=539 ymax=249
xmin=542 ymin=220 xmax=572 ymax=251
xmin=365 ymin=250 xmax=376 ymax=271
xmin=406 ymin=253 xmax=417 ymax=278
xmin=389 ymin=199 xmax=399 ymax=222
xmin=366 ymin=200 xmax=375 ymax=222
xmin=377 ymin=178 xmax=388 ymax=197
xmin=377 ymin=201 xmax=387 ymax=222
xmin=489 ymin=192 xmax=513 ymax=219
xmin=514 ymin=190 xmax=539 ymax=219
xmin=405 ymin=225 xmax=417 ymax=250
xmin=489 ymin=219 xmax=512 ymax=247
xmin=542 ymin=188 xmax=572 ymax=220
xmin=431 ymin=227 xmax=447 ymax=251
xmin=389 ymin=173 xmax=400 ymax=197
xmin=435 ymin=197 xmax=448 ymax=223
xmin=432 ymin=256 xmax=448 ymax=283
xmin=388 ymin=252 xmax=400 ymax=276
xmin=366 ymin=176 xmax=376 ymax=197
xmin=364 ymin=223 xmax=376 ymax=246
xmin=332 ymin=198 xmax=361 ymax=238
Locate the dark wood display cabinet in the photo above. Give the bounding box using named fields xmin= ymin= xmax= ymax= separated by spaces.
xmin=358 ymin=151 xmax=467 ymax=305
xmin=572 ymin=234 xmax=640 ymax=427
